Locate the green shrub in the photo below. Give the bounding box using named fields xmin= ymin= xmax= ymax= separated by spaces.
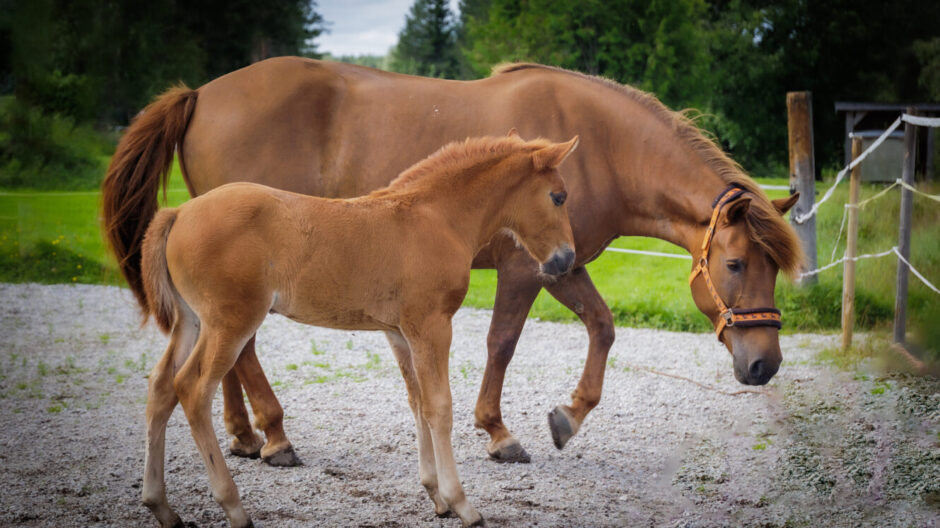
xmin=0 ymin=97 xmax=113 ymax=190
xmin=0 ymin=238 xmax=119 ymax=285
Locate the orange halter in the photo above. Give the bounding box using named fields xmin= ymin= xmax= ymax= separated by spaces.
xmin=689 ymin=185 xmax=782 ymax=341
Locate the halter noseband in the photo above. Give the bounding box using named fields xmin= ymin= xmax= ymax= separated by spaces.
xmin=688 ymin=185 xmax=782 ymax=341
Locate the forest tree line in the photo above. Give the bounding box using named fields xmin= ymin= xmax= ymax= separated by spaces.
xmin=1 ymin=0 xmax=939 ymax=188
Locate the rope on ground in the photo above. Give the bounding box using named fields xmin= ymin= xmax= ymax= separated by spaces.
xmin=628 ymin=364 xmax=768 ymax=396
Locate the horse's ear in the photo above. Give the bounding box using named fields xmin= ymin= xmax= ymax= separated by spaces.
xmin=772 ymin=193 xmax=800 ymax=216
xmin=533 ymin=135 xmax=579 ymax=170
xmin=725 ymin=196 xmax=752 ymax=224
xmin=507 ymin=128 xmax=521 ymax=139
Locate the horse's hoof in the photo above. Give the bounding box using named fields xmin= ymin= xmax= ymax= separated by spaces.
xmin=230 ymin=435 xmax=263 ymax=459
xmin=466 ymin=515 xmax=485 ymax=527
xmin=548 ymin=405 xmax=580 ymax=450
xmin=262 ymin=445 xmax=303 ymax=467
xmin=486 ymin=437 xmax=531 ymax=463
xmin=230 ymin=445 xmax=261 ymax=459
xmin=436 ymin=509 xmax=457 ymax=519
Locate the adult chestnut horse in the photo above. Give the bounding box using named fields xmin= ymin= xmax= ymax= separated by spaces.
xmin=103 ymin=57 xmax=803 ymax=466
xmin=139 ymin=134 xmax=578 ymax=528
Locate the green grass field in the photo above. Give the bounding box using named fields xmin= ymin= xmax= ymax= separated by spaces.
xmin=1 ymin=161 xmax=938 ymax=338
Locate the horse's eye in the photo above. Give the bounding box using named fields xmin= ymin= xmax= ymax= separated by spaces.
xmin=726 ymin=260 xmax=743 ymax=272
xmin=550 ymin=191 xmax=567 ymax=206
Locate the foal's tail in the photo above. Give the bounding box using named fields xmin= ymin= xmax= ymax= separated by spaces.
xmin=101 ymin=85 xmax=198 ymax=318
xmin=141 ymin=208 xmax=180 ymax=334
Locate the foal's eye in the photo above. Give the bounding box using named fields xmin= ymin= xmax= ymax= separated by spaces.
xmin=550 ymin=191 xmax=567 ymax=206
xmin=726 ymin=259 xmax=743 ymax=273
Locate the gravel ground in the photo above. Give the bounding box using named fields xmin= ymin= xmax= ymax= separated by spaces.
xmin=0 ymin=283 xmax=937 ymax=527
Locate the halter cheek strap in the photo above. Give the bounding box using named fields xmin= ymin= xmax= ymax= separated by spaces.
xmin=689 ymin=185 xmax=782 ymax=341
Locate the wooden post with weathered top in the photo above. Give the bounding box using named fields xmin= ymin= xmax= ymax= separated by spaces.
xmin=894 ymin=108 xmax=917 ymax=344
xmin=842 ymin=136 xmax=862 ymax=350
xmin=787 ymin=91 xmax=818 ymax=284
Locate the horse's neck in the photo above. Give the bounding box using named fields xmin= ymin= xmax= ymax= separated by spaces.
xmin=611 ymin=114 xmax=727 ymax=259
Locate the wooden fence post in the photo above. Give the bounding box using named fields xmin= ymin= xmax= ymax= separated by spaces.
xmin=894 ymin=108 xmax=917 ymax=344
xmin=787 ymin=91 xmax=818 ymax=284
xmin=842 ymin=136 xmax=862 ymax=350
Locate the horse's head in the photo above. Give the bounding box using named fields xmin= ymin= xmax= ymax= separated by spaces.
xmin=688 ymin=188 xmax=802 ymax=385
xmin=506 ymin=132 xmax=579 ymax=277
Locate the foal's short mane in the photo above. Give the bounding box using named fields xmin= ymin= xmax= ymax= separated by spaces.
xmin=495 ymin=63 xmax=804 ymax=277
xmin=371 ymin=135 xmax=551 ymax=198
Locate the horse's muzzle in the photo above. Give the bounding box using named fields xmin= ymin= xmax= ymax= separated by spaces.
xmin=541 ymin=245 xmax=575 ymax=276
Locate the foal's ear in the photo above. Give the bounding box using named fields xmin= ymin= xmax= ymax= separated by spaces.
xmin=507 ymin=128 xmax=521 ymax=139
xmin=725 ymin=196 xmax=752 ymax=224
xmin=772 ymin=193 xmax=800 ymax=216
xmin=533 ymin=136 xmax=580 ymax=170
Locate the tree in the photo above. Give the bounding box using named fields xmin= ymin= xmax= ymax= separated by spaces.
xmin=390 ymin=0 xmax=460 ymax=78
xmin=461 ymin=0 xmax=713 ymax=109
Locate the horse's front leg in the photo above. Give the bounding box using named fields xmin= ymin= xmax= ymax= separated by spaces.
xmin=474 ymin=260 xmax=542 ymax=463
xmin=404 ymin=316 xmax=483 ymax=527
xmin=384 ymin=331 xmax=451 ymax=518
xmin=543 ymin=266 xmax=615 ymax=449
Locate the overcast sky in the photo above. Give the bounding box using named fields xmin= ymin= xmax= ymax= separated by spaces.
xmin=317 ymin=0 xmax=461 ymax=57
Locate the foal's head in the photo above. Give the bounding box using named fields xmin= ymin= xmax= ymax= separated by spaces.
xmin=501 ymin=131 xmax=578 ymax=277
xmin=688 ymin=189 xmax=802 ymax=386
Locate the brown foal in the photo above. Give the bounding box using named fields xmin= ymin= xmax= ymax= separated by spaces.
xmin=138 ymin=134 xmax=579 ymax=528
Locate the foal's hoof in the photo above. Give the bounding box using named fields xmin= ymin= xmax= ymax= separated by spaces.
xmin=436 ymin=509 xmax=457 ymax=519
xmin=548 ymin=405 xmax=580 ymax=450
xmin=466 ymin=515 xmax=486 ymax=527
xmin=486 ymin=437 xmax=531 ymax=463
xmin=262 ymin=445 xmax=303 ymax=467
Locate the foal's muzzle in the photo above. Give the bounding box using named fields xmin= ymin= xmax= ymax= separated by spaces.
xmin=541 ymin=245 xmax=575 ymax=276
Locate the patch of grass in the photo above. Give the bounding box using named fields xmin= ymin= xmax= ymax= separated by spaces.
xmin=285 ymin=363 xmax=298 ymax=371
xmin=3 ymin=157 xmax=937 ymax=336
xmin=310 ymin=340 xmax=325 ymax=356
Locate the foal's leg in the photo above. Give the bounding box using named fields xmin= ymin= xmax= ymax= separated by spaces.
xmin=474 ymin=264 xmax=542 ymax=463
xmin=543 ymin=266 xmax=615 ymax=449
xmin=142 ymin=309 xmax=198 ymax=528
xmin=404 ymin=317 xmax=483 ymax=527
xmin=175 ymin=325 xmax=254 ymax=528
xmin=384 ymin=331 xmax=450 ymax=517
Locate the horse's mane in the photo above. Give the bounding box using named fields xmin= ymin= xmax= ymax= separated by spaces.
xmin=370 ymin=135 xmax=552 ymax=198
xmin=494 ymin=63 xmax=804 ymax=277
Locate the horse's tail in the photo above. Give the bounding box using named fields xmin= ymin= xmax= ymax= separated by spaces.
xmin=141 ymin=208 xmax=179 ymax=333
xmin=101 ymin=84 xmax=198 ymax=317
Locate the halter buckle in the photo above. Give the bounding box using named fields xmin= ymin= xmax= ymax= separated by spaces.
xmin=721 ymin=310 xmax=734 ymax=328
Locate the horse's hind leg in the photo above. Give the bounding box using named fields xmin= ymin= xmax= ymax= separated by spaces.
xmin=233 ymin=337 xmax=300 ymax=466
xmin=543 ymin=266 xmax=615 ymax=450
xmin=175 ymin=325 xmax=254 ymax=528
xmin=222 ymin=369 xmax=263 ymax=458
xmin=474 ymin=262 xmax=542 ymax=463
xmin=385 ymin=331 xmax=450 ymax=518
xmin=142 ymin=308 xmax=197 ymax=528
xmin=222 ymin=335 xmax=300 ymax=466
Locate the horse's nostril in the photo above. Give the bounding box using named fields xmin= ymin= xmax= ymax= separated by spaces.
xmin=748 ymin=359 xmax=764 ymax=380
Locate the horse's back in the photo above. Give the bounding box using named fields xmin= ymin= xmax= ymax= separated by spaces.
xmin=182 ymin=59 xmax=601 ymax=197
